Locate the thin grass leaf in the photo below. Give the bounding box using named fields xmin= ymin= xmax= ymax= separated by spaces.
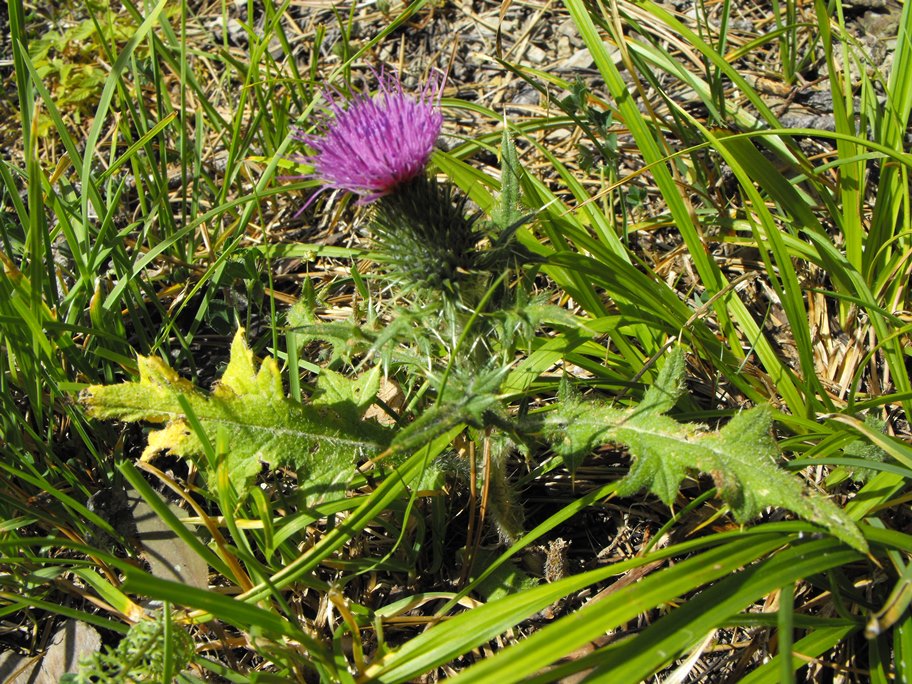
xmin=118 ymin=461 xmax=233 ymax=581
xmin=79 ymin=0 xmax=168 ymax=228
xmin=237 ymin=425 xmax=464 ymax=605
xmin=120 ymin=569 xmax=332 ymax=669
xmin=867 ymin=0 xmax=912 ymax=283
xmin=541 ymin=540 xmax=861 ymax=684
xmin=395 ymin=534 xmax=788 ymax=684
xmin=560 ymin=0 xmax=808 ymax=412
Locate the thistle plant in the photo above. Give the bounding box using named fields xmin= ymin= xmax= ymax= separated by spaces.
xmin=61 ymin=610 xmax=194 ymax=684
xmin=279 ymin=69 xmax=865 ymax=551
xmin=80 ymin=67 xmax=867 ymax=552
xmin=9 ymin=0 xmax=912 ymax=678
xmin=288 ymin=69 xmax=542 ymax=540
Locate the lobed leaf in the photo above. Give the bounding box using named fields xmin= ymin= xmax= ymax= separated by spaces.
xmin=542 ymin=348 xmax=867 ymax=552
xmin=81 ymin=329 xmax=390 ymax=497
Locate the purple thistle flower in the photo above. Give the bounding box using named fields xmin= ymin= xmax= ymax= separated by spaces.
xmin=294 ymin=70 xmax=444 ymax=206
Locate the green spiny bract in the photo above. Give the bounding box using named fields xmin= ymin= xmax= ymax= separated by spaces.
xmin=371 ymin=175 xmax=483 ymax=299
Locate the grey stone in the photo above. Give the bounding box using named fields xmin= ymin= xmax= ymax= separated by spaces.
xmin=0 ymin=620 xmax=101 ymax=683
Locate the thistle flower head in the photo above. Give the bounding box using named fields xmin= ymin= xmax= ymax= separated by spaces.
xmin=295 ymin=70 xmax=443 ymax=205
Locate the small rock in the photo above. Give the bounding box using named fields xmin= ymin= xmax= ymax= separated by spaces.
xmin=209 ymin=16 xmax=246 ymax=46
xmin=556 ymin=19 xmax=580 ymax=38
xmin=799 ymin=89 xmax=834 ymax=111
xmin=127 ymin=485 xmax=210 ymax=591
xmin=0 ymin=620 xmax=102 ymax=683
xmin=268 ymin=36 xmax=284 ymax=60
xmin=513 ymin=84 xmax=539 ymax=105
xmin=729 ymin=19 xmax=754 ymax=31
xmin=524 ymin=44 xmax=547 ymax=64
xmin=844 ymin=0 xmax=891 ymax=8
xmin=561 ymin=48 xmax=595 ymax=71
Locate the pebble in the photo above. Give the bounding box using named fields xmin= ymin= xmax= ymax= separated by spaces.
xmin=563 ymin=48 xmax=595 ymax=71
xmin=557 ymin=18 xmax=580 ymax=38
xmin=209 ymin=16 xmax=246 ymax=46
xmin=513 ymin=84 xmax=540 ymax=105
xmin=525 ymin=44 xmax=547 ymax=64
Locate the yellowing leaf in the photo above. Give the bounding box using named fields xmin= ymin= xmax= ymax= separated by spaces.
xmin=81 ymin=329 xmax=390 ymax=497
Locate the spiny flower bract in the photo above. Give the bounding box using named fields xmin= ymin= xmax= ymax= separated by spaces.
xmin=295 ymin=70 xmax=443 ymax=204
xmin=371 ymin=175 xmax=481 ymax=294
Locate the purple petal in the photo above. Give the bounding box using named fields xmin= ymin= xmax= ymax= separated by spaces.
xmin=293 ymin=70 xmax=444 ymax=204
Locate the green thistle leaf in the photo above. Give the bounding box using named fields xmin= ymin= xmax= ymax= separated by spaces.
xmin=541 ymin=346 xmax=867 ymax=552
xmin=637 ymin=345 xmax=686 ymax=416
xmin=81 ymin=329 xmax=390 ymax=497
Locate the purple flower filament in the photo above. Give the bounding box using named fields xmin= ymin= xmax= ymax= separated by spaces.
xmin=296 ymin=71 xmax=443 ymax=205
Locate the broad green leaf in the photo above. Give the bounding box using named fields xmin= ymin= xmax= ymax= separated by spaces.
xmin=637 ymin=345 xmax=686 ymax=416
xmin=81 ymin=329 xmax=390 ymax=497
xmin=540 ymin=348 xmax=866 ymax=552
xmin=312 ymin=365 xmax=381 ymax=418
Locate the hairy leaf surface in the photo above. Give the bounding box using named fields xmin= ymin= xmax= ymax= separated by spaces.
xmin=81 ymin=329 xmax=390 ymax=496
xmin=543 ymin=348 xmax=867 ymax=552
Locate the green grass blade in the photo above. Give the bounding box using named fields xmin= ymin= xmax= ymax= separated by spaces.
xmin=79 ymin=0 xmax=168 ymax=229
xmin=563 ymin=0 xmax=804 ymax=412
xmin=739 ymin=624 xmax=860 ymax=683
xmin=368 ymin=533 xmax=789 ymax=683
xmin=493 ymin=540 xmax=859 ymax=683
